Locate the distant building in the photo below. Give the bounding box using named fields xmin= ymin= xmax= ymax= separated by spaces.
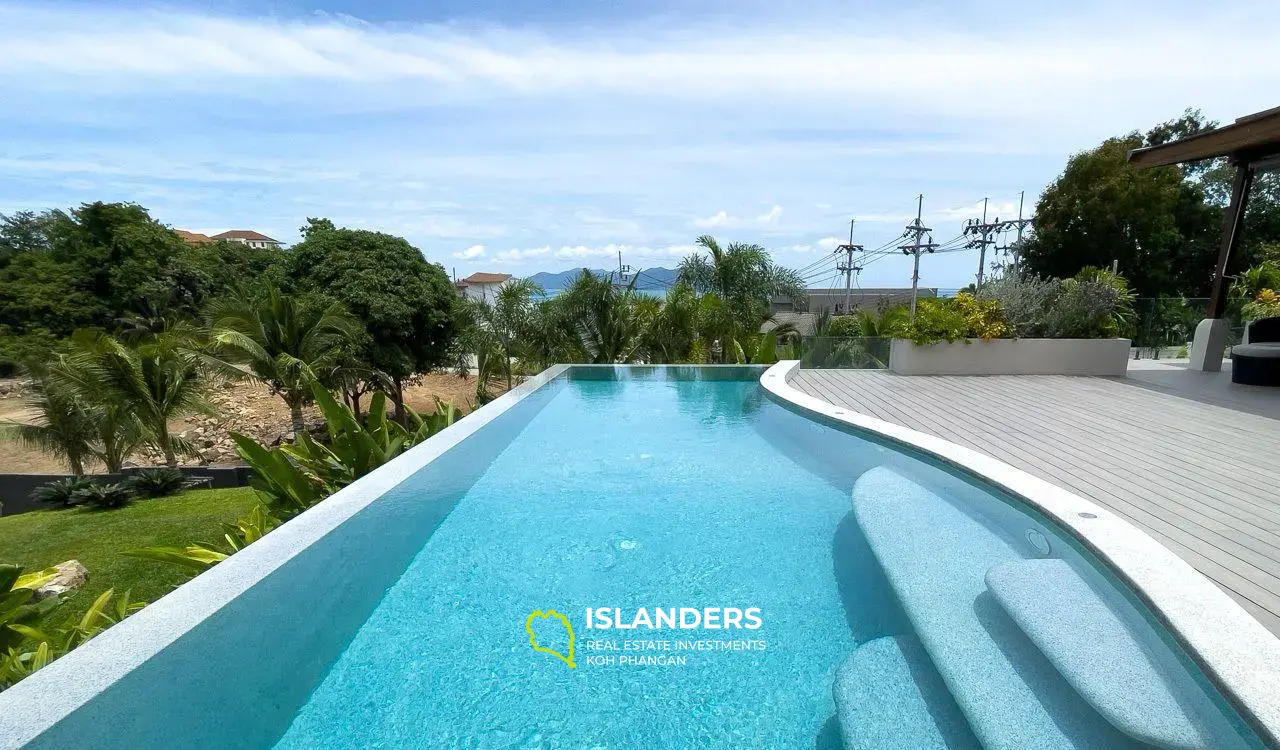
xmin=771 ymin=287 xmax=937 ymax=316
xmin=459 ymin=272 xmax=512 ymax=301
xmin=211 ymin=230 xmax=285 ymax=250
xmin=174 ymin=230 xmax=213 ymax=245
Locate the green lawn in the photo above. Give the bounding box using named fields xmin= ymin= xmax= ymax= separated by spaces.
xmin=0 ymin=487 xmax=260 ymax=626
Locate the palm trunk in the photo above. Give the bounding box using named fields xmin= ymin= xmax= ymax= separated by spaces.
xmin=162 ymin=437 xmax=177 ymax=468
xmin=289 ymin=400 xmax=305 ymax=434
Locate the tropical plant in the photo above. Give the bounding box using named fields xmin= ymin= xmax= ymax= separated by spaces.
xmin=124 ymin=504 xmax=278 ymax=573
xmin=71 ymin=481 xmax=136 ymax=509
xmin=558 ymin=271 xmax=653 ymax=363
xmin=0 ymin=362 xmax=97 ymax=475
xmin=900 ymin=294 xmax=1009 ymax=345
xmin=0 ymin=564 xmax=65 ymax=652
xmin=1230 ymin=261 xmax=1280 ymax=302
xmin=208 ymin=283 xmax=362 ymax=433
xmin=32 ymin=476 xmax=97 ymax=507
xmin=1243 ymin=289 xmax=1280 ymax=323
xmin=63 ymin=334 xmax=207 ymax=467
xmin=233 ymin=382 xmax=459 ymax=520
xmin=1 ymin=587 xmax=144 ymax=689
xmin=127 ymin=467 xmax=188 ymax=498
xmin=461 ymin=278 xmax=542 ymax=390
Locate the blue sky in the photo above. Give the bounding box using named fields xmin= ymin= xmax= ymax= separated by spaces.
xmin=1 ymin=0 xmax=1276 ymax=290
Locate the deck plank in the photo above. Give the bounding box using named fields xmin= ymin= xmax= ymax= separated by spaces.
xmin=788 ymin=368 xmax=1280 ymax=636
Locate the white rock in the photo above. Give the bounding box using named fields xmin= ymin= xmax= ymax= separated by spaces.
xmin=34 ymin=560 xmax=89 ymax=600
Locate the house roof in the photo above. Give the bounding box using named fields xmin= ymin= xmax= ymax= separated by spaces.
xmin=174 ymin=230 xmax=213 ymax=245
xmin=462 ymin=272 xmax=512 ymax=284
xmin=1128 ymin=106 xmax=1280 ymax=169
xmin=212 ymin=229 xmax=281 ymax=243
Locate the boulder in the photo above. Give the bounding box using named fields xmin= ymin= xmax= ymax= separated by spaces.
xmin=34 ymin=560 xmax=89 ymax=600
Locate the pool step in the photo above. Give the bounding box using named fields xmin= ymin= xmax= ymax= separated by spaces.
xmin=852 ymin=467 xmax=1137 ymax=749
xmin=985 ymin=559 xmax=1244 ymax=750
xmin=833 ymin=635 xmax=980 ymax=750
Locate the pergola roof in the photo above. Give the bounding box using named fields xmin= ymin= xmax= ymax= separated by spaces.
xmin=1128 ymin=106 xmax=1280 ymax=169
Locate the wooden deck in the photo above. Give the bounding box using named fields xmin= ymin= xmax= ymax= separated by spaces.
xmin=789 ymin=368 xmax=1280 ymax=636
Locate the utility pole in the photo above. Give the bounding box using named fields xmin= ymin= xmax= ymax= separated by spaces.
xmin=616 ymin=250 xmax=633 ymax=287
xmin=835 ymin=218 xmax=864 ymax=314
xmin=899 ymin=195 xmax=939 ymax=319
xmin=964 ymin=197 xmax=999 ymax=288
xmin=994 ymin=190 xmax=1033 ymax=275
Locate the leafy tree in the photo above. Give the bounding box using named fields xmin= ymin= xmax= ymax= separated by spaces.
xmin=1020 ymin=134 xmax=1219 ymax=298
xmin=287 ymin=219 xmax=459 ymax=419
xmin=208 ymin=284 xmax=361 ymax=433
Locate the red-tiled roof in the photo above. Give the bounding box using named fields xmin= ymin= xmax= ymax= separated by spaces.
xmin=462 ymin=272 xmax=512 ymax=284
xmin=212 ymin=229 xmax=280 ymax=243
xmin=175 ymin=230 xmax=213 ymax=245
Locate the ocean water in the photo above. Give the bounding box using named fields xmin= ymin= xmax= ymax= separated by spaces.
xmin=273 ymin=371 xmax=888 ymax=748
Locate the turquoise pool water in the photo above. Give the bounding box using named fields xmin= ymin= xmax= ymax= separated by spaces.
xmin=274 ymin=370 xmax=881 ymax=747
xmin=17 ymin=366 xmax=1264 ymax=749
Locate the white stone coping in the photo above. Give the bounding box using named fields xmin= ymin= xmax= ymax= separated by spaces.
xmin=0 ymin=365 xmax=572 ymax=749
xmin=762 ymin=360 xmax=1280 ymax=746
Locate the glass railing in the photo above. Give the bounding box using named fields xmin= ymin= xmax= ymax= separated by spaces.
xmin=793 ymin=337 xmax=892 ymax=369
xmin=1127 ymin=297 xmax=1243 ymax=359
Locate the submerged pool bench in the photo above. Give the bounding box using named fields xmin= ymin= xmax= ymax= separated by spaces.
xmin=834 ymin=467 xmax=1247 ymax=750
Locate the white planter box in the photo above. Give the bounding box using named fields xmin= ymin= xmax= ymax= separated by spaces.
xmin=889 ymin=338 xmax=1131 ymax=376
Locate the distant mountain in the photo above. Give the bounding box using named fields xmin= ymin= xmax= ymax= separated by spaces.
xmin=523 ymin=267 xmax=678 ymax=294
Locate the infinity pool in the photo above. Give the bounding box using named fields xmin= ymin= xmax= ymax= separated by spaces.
xmin=10 ymin=366 xmax=1265 ymax=749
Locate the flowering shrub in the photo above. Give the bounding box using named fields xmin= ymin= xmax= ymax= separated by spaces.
xmin=1243 ymin=288 xmax=1280 ymax=323
xmin=901 ymin=294 xmax=1008 ymax=345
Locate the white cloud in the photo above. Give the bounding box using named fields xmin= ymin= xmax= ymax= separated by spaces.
xmin=453 ymin=244 xmax=485 ymax=259
xmin=816 ymin=236 xmax=841 ymax=250
xmin=1 ymin=6 xmax=1271 ymax=133
xmin=694 ymin=204 xmax=784 ymax=229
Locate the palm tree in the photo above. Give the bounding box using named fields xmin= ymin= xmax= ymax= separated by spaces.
xmin=69 ymin=335 xmax=208 ymax=468
xmin=677 ymin=236 xmax=805 ymax=362
xmin=462 ymin=279 xmax=541 ymax=390
xmin=0 ymin=362 xmax=96 ymax=474
xmin=559 ymin=271 xmax=652 ymax=363
xmin=208 ymin=285 xmax=361 ymax=433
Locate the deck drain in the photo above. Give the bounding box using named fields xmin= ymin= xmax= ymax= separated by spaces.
xmin=1078 ymin=512 xmax=1098 ymax=519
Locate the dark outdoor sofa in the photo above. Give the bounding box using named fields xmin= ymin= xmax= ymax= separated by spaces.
xmin=1232 ymin=316 xmax=1280 ymax=386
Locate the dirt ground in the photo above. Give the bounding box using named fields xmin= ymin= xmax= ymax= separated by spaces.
xmin=0 ymin=372 xmax=499 ymax=473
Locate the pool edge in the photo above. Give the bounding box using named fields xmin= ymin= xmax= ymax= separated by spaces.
xmin=761 ymin=360 xmax=1280 ymax=748
xmin=0 ymin=364 xmax=572 ymax=750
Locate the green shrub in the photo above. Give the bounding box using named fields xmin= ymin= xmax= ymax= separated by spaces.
xmin=32 ymin=477 xmax=96 ymax=508
xmin=901 ymin=294 xmax=1008 ymax=345
xmin=127 ymin=468 xmax=187 ymax=498
xmin=826 ymin=315 xmax=861 ymax=337
xmin=71 ymin=482 xmax=136 ymax=510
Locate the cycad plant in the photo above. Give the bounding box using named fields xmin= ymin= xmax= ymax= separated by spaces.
xmin=208 ymin=284 xmax=361 ymax=433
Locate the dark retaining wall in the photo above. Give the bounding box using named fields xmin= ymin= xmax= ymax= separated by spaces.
xmin=0 ymin=466 xmax=252 ymax=517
